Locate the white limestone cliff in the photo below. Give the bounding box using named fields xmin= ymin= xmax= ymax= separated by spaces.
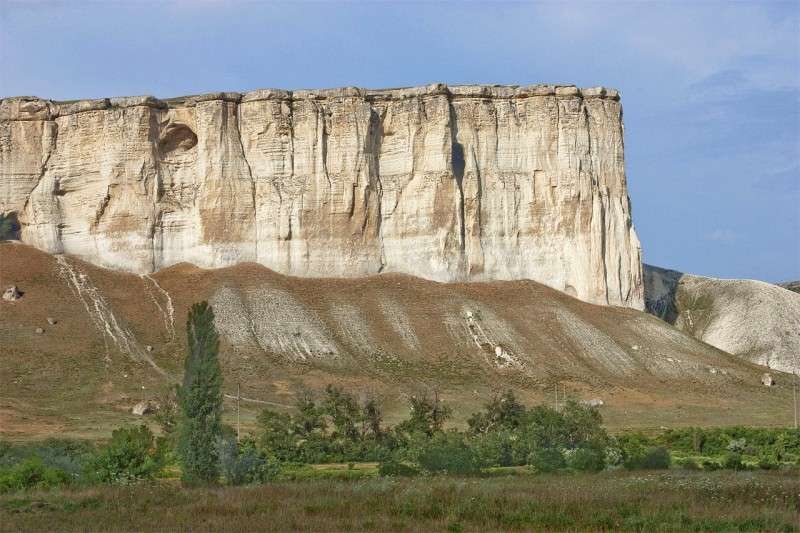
xmin=0 ymin=84 xmax=644 ymax=308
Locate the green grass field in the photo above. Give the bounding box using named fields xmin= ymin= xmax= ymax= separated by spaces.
xmin=1 ymin=470 xmax=798 ymax=532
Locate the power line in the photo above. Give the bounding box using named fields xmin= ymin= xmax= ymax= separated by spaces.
xmin=222 ymin=393 xmax=290 ymax=408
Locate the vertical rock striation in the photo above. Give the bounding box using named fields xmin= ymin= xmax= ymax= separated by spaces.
xmin=0 ymin=84 xmax=643 ymax=308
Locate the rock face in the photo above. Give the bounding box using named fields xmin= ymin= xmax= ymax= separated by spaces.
xmin=2 ymin=285 xmax=21 ymax=301
xmin=0 ymin=84 xmax=643 ymax=308
xmin=645 ymin=264 xmax=800 ymax=373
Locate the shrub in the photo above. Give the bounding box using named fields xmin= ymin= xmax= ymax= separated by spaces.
xmin=417 ymin=432 xmax=479 ymax=475
xmin=0 ymin=439 xmax=94 ymax=478
xmin=258 ymin=409 xmax=297 ymax=461
xmin=470 ymin=430 xmax=516 ymax=468
xmin=378 ymin=459 xmax=419 ymax=477
xmin=722 ymin=453 xmax=744 ymax=471
xmin=604 ymin=446 xmax=624 ymax=468
xmin=757 ymin=456 xmax=778 ymax=470
xmin=217 ymin=436 xmax=279 ymax=485
xmin=624 ymin=446 xmax=671 ymax=470
xmin=528 ymin=448 xmax=566 ymax=473
xmin=154 ymin=386 xmax=180 ymax=439
xmin=87 ymin=425 xmax=163 ymax=484
xmin=701 ymin=459 xmax=721 ymax=471
xmin=517 ymin=402 xmax=608 ymax=459
xmin=676 ymin=457 xmax=701 ymax=470
xmin=0 ymin=458 xmax=70 ymax=492
xmin=568 ymin=447 xmax=605 ymax=472
xmin=727 ymin=438 xmax=746 ymax=453
xmin=658 ymin=427 xmax=800 ymax=458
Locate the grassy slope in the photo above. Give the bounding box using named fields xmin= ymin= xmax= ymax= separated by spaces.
xmin=1 ymin=242 xmax=797 ymax=439
xmin=0 ymin=471 xmax=798 ymax=532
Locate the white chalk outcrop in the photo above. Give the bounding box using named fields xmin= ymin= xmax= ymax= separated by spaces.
xmin=1 ymin=84 xmax=643 ymax=308
xmin=645 ymin=264 xmax=800 ymax=373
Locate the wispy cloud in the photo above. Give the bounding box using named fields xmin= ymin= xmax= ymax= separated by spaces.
xmin=705 ymin=229 xmax=739 ymax=244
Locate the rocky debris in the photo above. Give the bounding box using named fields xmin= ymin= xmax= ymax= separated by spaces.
xmin=0 ymin=84 xmax=643 ymax=309
xmin=582 ymin=398 xmax=605 ymax=407
xmin=55 ymin=255 xmax=167 ymax=377
xmin=46 ymin=317 xmax=56 ymax=325
xmin=131 ymin=400 xmax=157 ymax=416
xmin=493 ymin=345 xmax=517 ymax=367
xmin=145 ymin=345 xmax=153 ymax=352
xmin=761 ymin=373 xmax=775 ymax=387
xmin=34 ymin=327 xmax=44 ymax=334
xmin=2 ymin=285 xmax=21 ymax=301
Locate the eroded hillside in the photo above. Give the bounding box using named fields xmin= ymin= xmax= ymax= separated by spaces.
xmin=645 ymin=264 xmax=800 ymax=374
xmin=1 ymin=243 xmax=794 ymax=438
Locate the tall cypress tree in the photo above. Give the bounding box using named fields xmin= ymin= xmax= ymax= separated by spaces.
xmin=177 ymin=301 xmax=223 ymax=484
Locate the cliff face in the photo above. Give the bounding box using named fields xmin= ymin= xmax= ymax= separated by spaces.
xmin=0 ymin=83 xmax=643 ymax=308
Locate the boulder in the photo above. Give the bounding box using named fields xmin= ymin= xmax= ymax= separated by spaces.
xmin=581 ymin=398 xmax=605 ymax=407
xmin=761 ymin=373 xmax=775 ymax=387
xmin=46 ymin=317 xmax=57 ymax=325
xmin=2 ymin=286 xmax=21 ymax=301
xmin=131 ymin=401 xmax=155 ymax=416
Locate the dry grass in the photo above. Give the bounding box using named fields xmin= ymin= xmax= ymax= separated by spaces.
xmin=1 ymin=471 xmax=798 ymax=532
xmin=2 ymin=242 xmax=797 ymax=441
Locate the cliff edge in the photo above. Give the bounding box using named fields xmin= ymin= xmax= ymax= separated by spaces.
xmin=1 ymin=83 xmax=643 ymax=308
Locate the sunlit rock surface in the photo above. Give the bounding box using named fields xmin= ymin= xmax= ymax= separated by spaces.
xmin=0 ymin=84 xmax=643 ymax=308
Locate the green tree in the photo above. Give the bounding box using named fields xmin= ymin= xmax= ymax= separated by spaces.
xmin=529 ymin=447 xmax=567 ymax=473
xmin=396 ymin=392 xmax=451 ymax=437
xmin=361 ymin=398 xmax=385 ymax=441
xmin=467 ymin=390 xmax=526 ymax=435
xmin=322 ymin=385 xmax=362 ymax=441
xmin=177 ymin=302 xmax=223 ymax=485
xmin=258 ymin=410 xmax=296 ymax=460
xmin=87 ymin=425 xmax=163 ymax=484
xmin=416 ymin=431 xmax=479 ymax=475
xmin=293 ymin=395 xmax=327 ymax=438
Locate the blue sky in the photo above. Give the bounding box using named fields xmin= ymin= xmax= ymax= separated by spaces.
xmin=2 ymin=1 xmax=798 ymax=282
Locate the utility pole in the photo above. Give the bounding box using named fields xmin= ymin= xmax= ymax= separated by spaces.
xmin=236 ymin=382 xmax=241 ymax=442
xmin=793 ymin=375 xmax=797 ymax=429
xmin=555 ymin=382 xmax=559 ymax=412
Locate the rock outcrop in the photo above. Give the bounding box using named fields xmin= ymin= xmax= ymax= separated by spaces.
xmin=2 ymin=285 xmax=21 ymax=301
xmin=1 ymin=84 xmax=643 ymax=308
xmin=645 ymin=264 xmax=800 ymax=373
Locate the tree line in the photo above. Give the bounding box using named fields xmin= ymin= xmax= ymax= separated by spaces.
xmin=2 ymin=301 xmax=799 ymax=491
